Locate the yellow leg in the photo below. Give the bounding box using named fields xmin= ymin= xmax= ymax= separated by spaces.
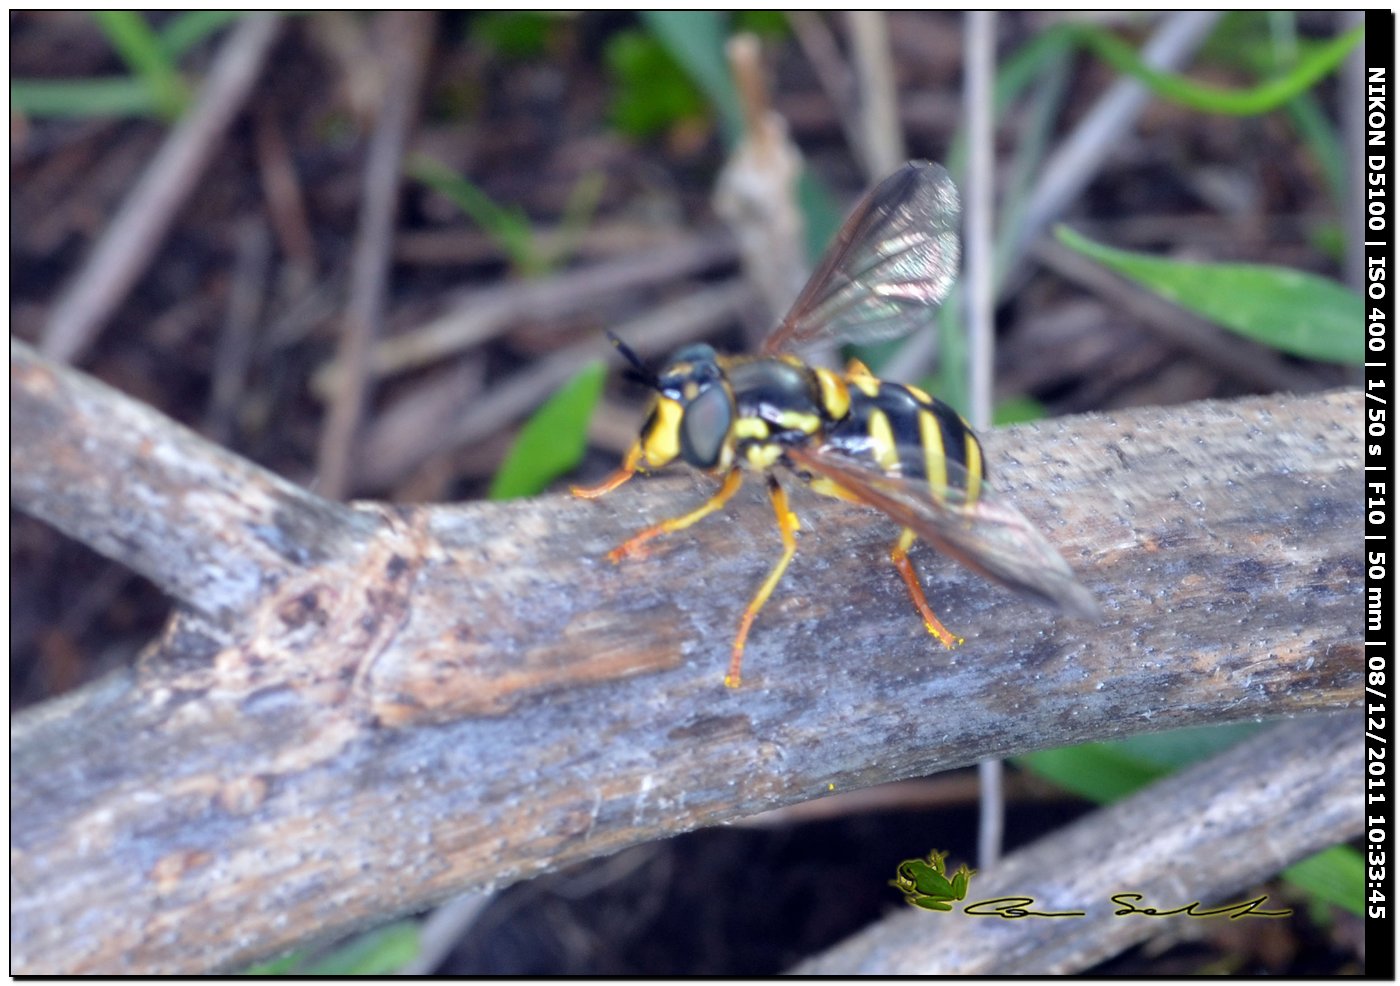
xmin=606 ymin=468 xmax=744 ymax=563
xmin=571 ymin=443 xmax=643 ymax=499
xmin=890 ymin=528 xmax=963 ymax=649
xmin=726 ymin=476 xmax=801 ymax=689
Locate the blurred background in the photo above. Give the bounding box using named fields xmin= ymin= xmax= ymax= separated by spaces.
xmin=10 ymin=10 xmax=1365 ymax=974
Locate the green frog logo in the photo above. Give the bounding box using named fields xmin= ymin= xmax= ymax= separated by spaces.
xmin=890 ymin=850 xmax=975 ymax=911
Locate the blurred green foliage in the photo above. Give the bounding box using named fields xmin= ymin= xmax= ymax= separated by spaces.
xmin=604 ymin=27 xmax=712 ymax=139
xmin=992 ymin=395 xmax=1048 ymax=426
xmin=1057 ymin=226 xmax=1364 ymax=364
xmin=605 ymin=12 xmax=786 ymax=141
xmin=245 ymin=920 xmax=421 ymax=975
xmin=469 ymin=10 xmax=559 ymax=59
xmin=490 ymin=362 xmax=608 ymax=501
xmin=1075 ymin=19 xmax=1363 ymax=116
xmin=409 ymin=155 xmax=604 ymax=277
xmin=11 ymin=10 xmax=248 ymax=120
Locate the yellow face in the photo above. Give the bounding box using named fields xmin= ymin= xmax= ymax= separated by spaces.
xmin=640 ymin=396 xmax=685 ymax=469
xmin=637 ymin=345 xmax=740 ymax=474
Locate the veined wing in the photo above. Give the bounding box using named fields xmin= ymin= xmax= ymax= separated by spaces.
xmin=785 ymin=442 xmax=1101 ymax=622
xmin=762 ymin=161 xmax=960 ymax=356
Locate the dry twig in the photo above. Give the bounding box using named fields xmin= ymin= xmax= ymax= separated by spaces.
xmin=1004 ymin=12 xmax=1220 ymax=268
xmin=313 ymin=231 xmax=737 ymax=397
xmin=317 ymin=11 xmax=435 ymax=499
xmin=787 ymin=12 xmax=863 ymax=164
xmin=40 ymin=14 xmax=281 ymax=364
xmin=715 ymin=34 xmax=807 ymax=337
xmin=845 ymin=12 xmax=905 ymax=180
xmin=204 ymin=218 xmax=271 ymax=444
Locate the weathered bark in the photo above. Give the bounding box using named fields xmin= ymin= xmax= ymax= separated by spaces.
xmin=10 ymin=340 xmax=1362 ymax=973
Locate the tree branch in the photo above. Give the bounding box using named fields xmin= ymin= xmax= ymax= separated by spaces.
xmin=11 ymin=340 xmax=1361 ymax=972
xmin=10 ymin=340 xmax=377 ymax=623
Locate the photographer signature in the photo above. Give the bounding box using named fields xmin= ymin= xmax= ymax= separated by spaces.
xmin=960 ymin=893 xmax=1291 ymax=920
xmin=892 ymin=851 xmax=1291 ymax=919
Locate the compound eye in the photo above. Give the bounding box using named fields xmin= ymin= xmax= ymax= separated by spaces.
xmin=680 ymin=383 xmax=732 ymax=468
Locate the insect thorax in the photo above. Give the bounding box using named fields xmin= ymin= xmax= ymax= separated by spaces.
xmin=722 ymin=357 xmax=840 ymax=471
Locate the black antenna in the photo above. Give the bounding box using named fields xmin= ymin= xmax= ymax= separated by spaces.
xmin=606 ymin=331 xmax=657 ymax=389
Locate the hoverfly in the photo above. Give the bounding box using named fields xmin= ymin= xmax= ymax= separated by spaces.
xmin=573 ymin=161 xmax=1099 ymax=688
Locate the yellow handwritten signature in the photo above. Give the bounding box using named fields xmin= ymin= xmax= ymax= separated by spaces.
xmin=948 ymin=893 xmax=1290 ymax=920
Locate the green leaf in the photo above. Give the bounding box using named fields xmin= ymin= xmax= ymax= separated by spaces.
xmin=1284 ymin=91 xmax=1348 ymax=209
xmin=1229 ymin=13 xmax=1347 ymax=210
xmin=1306 ymin=222 xmax=1346 ymax=266
xmin=796 ymin=168 xmax=843 ymax=266
xmin=733 ymin=10 xmax=789 ymax=38
xmin=160 ymin=11 xmax=248 ymax=59
xmin=407 ymin=155 xmax=540 ymax=275
xmin=1055 ymin=225 xmax=1364 ymax=364
xmin=1283 ymin=845 xmax=1365 ymax=917
xmin=1070 ymin=21 xmax=1363 ymax=116
xmin=603 ymin=28 xmax=709 ymax=139
xmin=470 ymin=11 xmax=557 ymax=59
xmin=1105 ymin=721 xmax=1266 ymax=770
xmin=549 ymin=169 xmax=607 ymax=271
xmin=1018 ymin=742 xmax=1163 ymax=803
xmin=243 ymin=950 xmax=307 ymax=975
xmin=91 ymin=10 xmax=188 ymax=119
xmin=302 ymin=921 xmax=421 ymax=976
xmin=490 ymin=362 xmax=608 ymax=501
xmin=409 ymin=155 xmax=600 ymax=276
xmin=992 ymin=395 xmax=1047 ymax=426
xmin=933 ymin=290 xmax=969 ymax=418
xmin=11 ymin=12 xmax=251 ymax=121
xmin=639 ymin=11 xmax=743 ymax=142
xmin=242 ymin=921 xmax=421 ymax=975
xmin=1017 ymin=722 xmax=1265 ymax=803
xmin=10 ymin=77 xmax=166 ymax=118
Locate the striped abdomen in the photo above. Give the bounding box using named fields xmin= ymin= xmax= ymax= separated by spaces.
xmin=825 ymin=374 xmax=984 ymax=505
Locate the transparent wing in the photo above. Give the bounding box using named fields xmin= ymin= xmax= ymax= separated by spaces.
xmin=762 ymin=161 xmax=961 ymax=356
xmin=785 ymin=442 xmax=1101 ymax=622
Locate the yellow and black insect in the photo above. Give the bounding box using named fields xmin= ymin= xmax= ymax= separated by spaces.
xmin=573 ymin=161 xmax=1099 ymax=688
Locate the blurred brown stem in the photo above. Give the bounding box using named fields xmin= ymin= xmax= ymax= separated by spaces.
xmin=40 ymin=14 xmax=281 ymax=364
xmin=316 ymin=11 xmax=435 ymax=499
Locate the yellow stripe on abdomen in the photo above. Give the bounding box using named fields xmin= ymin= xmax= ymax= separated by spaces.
xmin=963 ymin=430 xmax=983 ymax=505
xmin=918 ymin=408 xmax=948 ymax=501
xmin=867 ymin=409 xmax=900 ymax=473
